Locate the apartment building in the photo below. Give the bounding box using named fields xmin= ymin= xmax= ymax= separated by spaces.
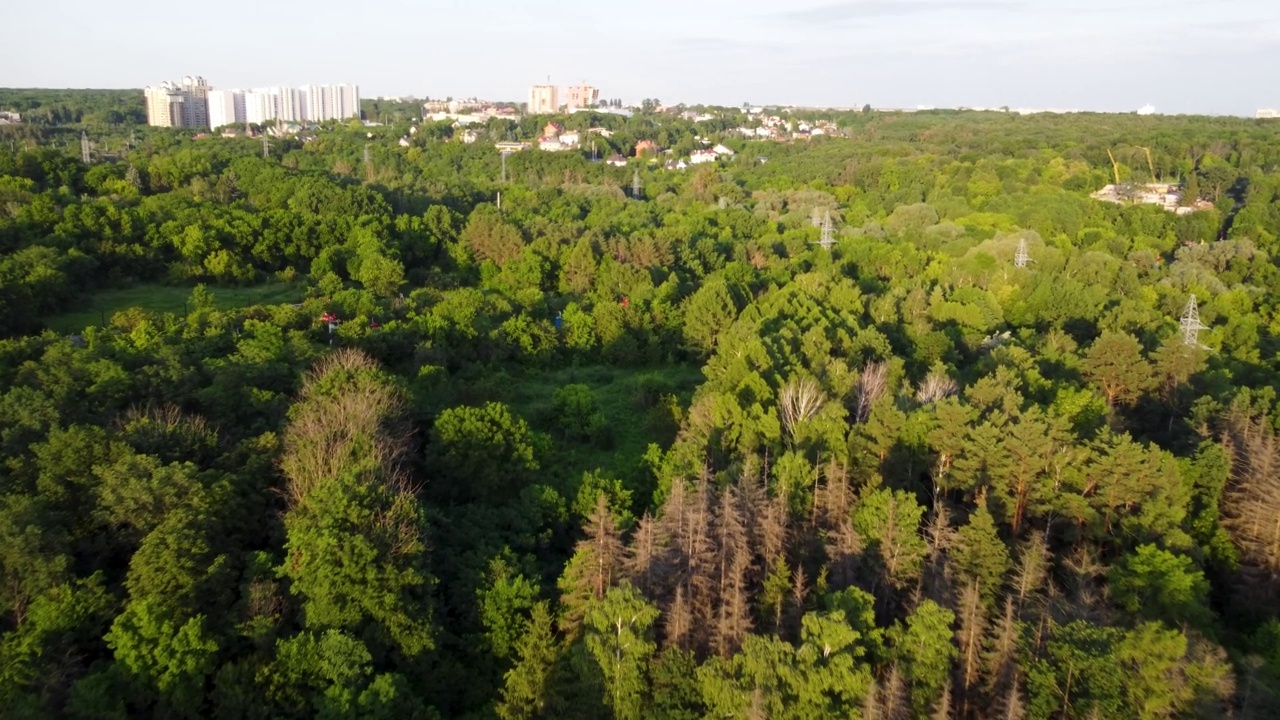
xmin=207 ymin=89 xmax=246 ymax=129
xmin=144 ymin=76 xmax=210 ymax=128
xmin=528 ymin=85 xmax=558 ymax=114
xmin=563 ymin=84 xmax=599 ymax=112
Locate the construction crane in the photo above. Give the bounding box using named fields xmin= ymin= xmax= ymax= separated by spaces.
xmin=1136 ymin=146 xmax=1158 ymax=184
xmin=1106 ymin=148 xmax=1122 ymax=186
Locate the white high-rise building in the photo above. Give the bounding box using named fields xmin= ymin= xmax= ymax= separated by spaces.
xmin=207 ymin=89 xmax=246 ymax=129
xmin=244 ymin=88 xmax=283 ymax=125
xmin=302 ymin=84 xmax=360 ymax=122
xmin=279 ymin=87 xmax=306 ymax=122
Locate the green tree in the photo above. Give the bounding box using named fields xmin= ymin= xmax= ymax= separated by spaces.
xmin=1081 ymin=331 xmax=1154 ymax=409
xmin=582 ymin=584 xmax=659 ymax=720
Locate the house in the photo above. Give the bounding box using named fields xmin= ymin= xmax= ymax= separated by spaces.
xmin=664 ymin=159 xmax=688 ymax=171
xmin=712 ymin=144 xmax=735 ymax=157
xmin=588 ymin=127 xmax=614 ymax=138
xmin=460 ymin=129 xmax=479 ymax=144
xmin=606 ymin=154 xmax=628 ymax=167
xmin=559 ymin=130 xmax=581 ymax=147
xmin=689 ymin=149 xmax=719 ymax=164
xmin=495 ymin=141 xmax=531 ymax=153
xmin=539 ymin=137 xmax=567 ymax=152
xmin=542 ymin=121 xmax=565 ymax=138
xmin=634 ymin=139 xmax=659 ymax=157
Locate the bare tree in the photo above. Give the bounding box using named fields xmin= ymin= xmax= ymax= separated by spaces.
xmin=1221 ymin=409 xmax=1280 ymax=603
xmin=855 ymin=360 xmax=891 ymax=424
xmin=1011 ymin=531 xmax=1050 ymax=611
xmin=916 ymin=369 xmax=959 ymax=406
xmin=955 ymin=582 xmax=986 ymax=715
xmin=280 ymin=349 xmax=411 ymax=508
xmin=779 ymin=377 xmax=826 ymax=440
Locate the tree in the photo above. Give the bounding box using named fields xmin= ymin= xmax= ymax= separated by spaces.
xmin=582 ymin=584 xmax=659 ymax=720
xmin=853 ymin=488 xmax=928 ymax=593
xmin=104 ymin=600 xmax=219 ymax=717
xmin=952 ymin=504 xmax=1010 ymax=603
xmin=497 ymin=602 xmax=562 ymax=720
xmin=1081 ymin=331 xmax=1154 ymax=409
xmin=428 ymin=402 xmax=542 ymax=504
xmin=893 ymin=599 xmax=957 ymax=716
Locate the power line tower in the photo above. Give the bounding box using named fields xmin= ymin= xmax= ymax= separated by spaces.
xmin=810 ymin=211 xmax=835 ymax=250
xmin=80 ymin=131 xmax=91 ymax=164
xmin=632 ymin=169 xmax=642 ymax=200
xmin=1180 ymin=294 xmax=1209 ymax=347
xmin=1014 ymin=237 xmax=1031 ymax=268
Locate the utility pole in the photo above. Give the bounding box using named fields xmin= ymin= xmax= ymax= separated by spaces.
xmin=1180 ymin=294 xmax=1209 ymax=347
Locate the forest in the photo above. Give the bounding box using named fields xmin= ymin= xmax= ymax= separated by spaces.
xmin=3 ymin=92 xmax=1280 ymax=719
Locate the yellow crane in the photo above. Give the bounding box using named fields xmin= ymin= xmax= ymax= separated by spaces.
xmin=1136 ymin=146 xmax=1158 ymax=184
xmin=1107 ymin=148 xmax=1122 ymax=186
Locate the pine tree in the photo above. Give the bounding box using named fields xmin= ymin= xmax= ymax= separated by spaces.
xmin=559 ymin=493 xmax=624 ymax=637
xmin=496 ymin=602 xmax=561 ymax=720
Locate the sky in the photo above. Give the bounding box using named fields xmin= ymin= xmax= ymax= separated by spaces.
xmin=1 ymin=0 xmax=1277 ymax=115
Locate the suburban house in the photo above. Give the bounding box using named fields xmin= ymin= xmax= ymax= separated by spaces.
xmin=634 ymin=139 xmax=659 ymax=157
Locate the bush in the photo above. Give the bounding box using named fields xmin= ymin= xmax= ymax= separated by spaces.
xmin=552 ymin=383 xmax=607 ymax=444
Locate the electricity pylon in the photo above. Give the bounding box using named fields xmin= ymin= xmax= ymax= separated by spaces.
xmin=1180 ymin=294 xmax=1209 ymax=347
xmin=810 ymin=212 xmax=835 ymax=250
xmin=1014 ymin=237 xmax=1031 ymax=268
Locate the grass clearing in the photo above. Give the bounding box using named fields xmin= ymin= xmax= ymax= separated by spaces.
xmin=45 ymin=282 xmax=302 ymax=334
xmin=502 ymin=363 xmax=705 ymax=513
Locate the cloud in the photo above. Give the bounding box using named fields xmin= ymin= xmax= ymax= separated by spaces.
xmin=778 ymin=0 xmax=1024 ymax=25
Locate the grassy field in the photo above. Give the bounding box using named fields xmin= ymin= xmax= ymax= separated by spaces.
xmin=500 ymin=363 xmax=705 ymax=512
xmin=45 ymin=283 xmax=302 ymax=334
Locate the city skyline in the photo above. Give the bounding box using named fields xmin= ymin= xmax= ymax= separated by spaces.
xmin=2 ymin=0 xmax=1277 ymax=116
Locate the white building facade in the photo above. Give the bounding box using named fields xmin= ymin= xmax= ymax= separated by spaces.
xmin=207 ymin=89 xmax=246 ymax=129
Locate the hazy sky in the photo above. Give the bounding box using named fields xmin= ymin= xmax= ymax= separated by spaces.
xmin=2 ymin=0 xmax=1277 ymax=114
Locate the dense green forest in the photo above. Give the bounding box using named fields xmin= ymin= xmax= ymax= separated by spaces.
xmin=3 ymin=90 xmax=1280 ymax=719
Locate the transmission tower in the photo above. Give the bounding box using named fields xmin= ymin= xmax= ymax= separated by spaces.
xmin=632 ymin=169 xmax=642 ymax=200
xmin=80 ymin=131 xmax=91 ymax=164
xmin=1180 ymin=294 xmax=1209 ymax=347
xmin=810 ymin=211 xmax=835 ymax=250
xmin=1014 ymin=237 xmax=1031 ymax=268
